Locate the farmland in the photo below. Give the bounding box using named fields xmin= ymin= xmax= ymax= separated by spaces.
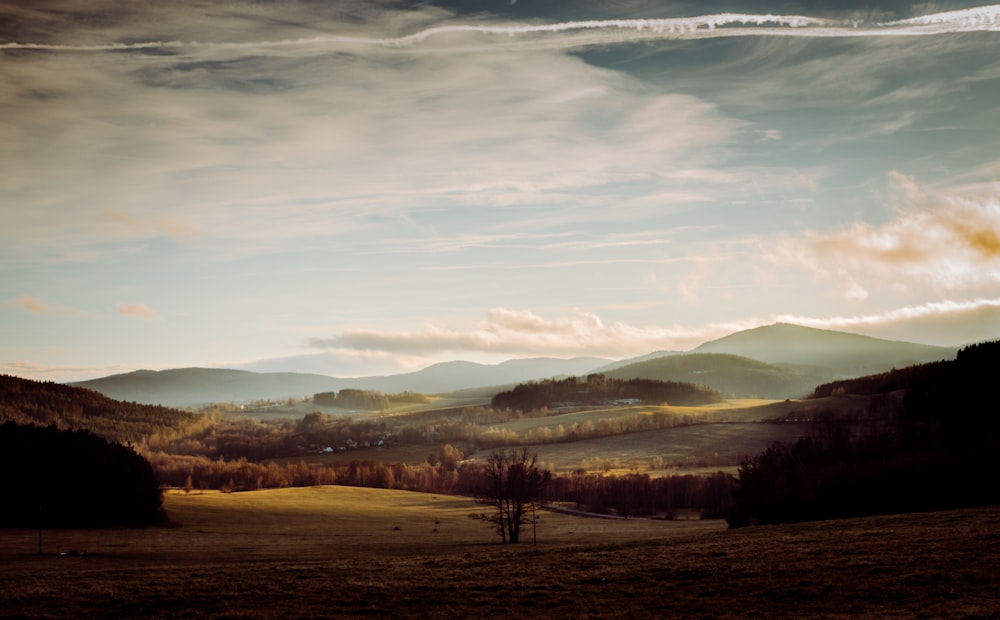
xmin=1 ymin=486 xmax=998 ymax=618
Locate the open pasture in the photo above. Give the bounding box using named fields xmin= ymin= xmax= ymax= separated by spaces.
xmin=489 ymin=398 xmax=796 ymax=436
xmin=301 ymin=398 xmax=822 ymax=471
xmin=1 ymin=487 xmax=998 ymax=619
xmin=531 ymin=421 xmax=814 ymax=473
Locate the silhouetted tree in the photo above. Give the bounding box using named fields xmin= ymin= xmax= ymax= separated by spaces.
xmin=476 ymin=448 xmax=549 ymax=544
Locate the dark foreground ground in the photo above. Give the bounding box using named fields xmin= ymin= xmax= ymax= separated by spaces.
xmin=1 ymin=500 xmax=998 ymax=619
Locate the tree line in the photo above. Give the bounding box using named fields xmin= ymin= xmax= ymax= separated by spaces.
xmin=491 ymin=374 xmax=721 ymax=412
xmin=313 ymin=389 xmax=390 ymax=411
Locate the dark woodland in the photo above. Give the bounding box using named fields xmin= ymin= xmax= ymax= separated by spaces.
xmin=490 ymin=374 xmax=722 ymax=411
xmin=728 ymin=340 xmax=1000 ymax=527
xmin=0 ymin=421 xmax=164 ymax=527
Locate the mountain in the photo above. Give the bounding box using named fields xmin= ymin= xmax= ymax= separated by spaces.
xmin=69 ymin=357 xmax=611 ymax=408
xmin=588 ymin=350 xmax=681 ymax=374
xmin=601 ymin=353 xmax=827 ymax=399
xmin=66 ymin=324 xmax=959 ymax=407
xmin=343 ymin=357 xmax=611 ymax=395
xmin=692 ymin=323 xmax=956 ymax=376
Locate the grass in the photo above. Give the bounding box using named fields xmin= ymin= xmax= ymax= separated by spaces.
xmin=529 ymin=421 xmax=813 ymax=474
xmin=294 ymin=399 xmax=829 ymax=474
xmin=1 ymin=486 xmax=998 ymax=618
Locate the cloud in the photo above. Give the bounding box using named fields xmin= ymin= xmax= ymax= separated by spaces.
xmin=0 ymin=360 xmax=136 ymax=383
xmin=309 ymin=308 xmax=765 ymax=358
xmin=117 ymin=303 xmax=159 ymax=318
xmin=767 ymin=172 xmax=1000 ymax=295
xmin=1 ymin=1 xmax=748 ymax=262
xmin=772 ymin=298 xmax=1000 ymax=346
xmin=307 ymin=296 xmax=1000 ymax=363
xmin=5 ymin=6 xmax=1000 ymax=53
xmin=3 ymin=294 xmax=88 ymax=317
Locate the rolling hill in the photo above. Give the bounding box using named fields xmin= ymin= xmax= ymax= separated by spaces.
xmin=601 ymin=353 xmax=827 ymax=399
xmin=0 ymin=374 xmax=198 ymax=443
xmin=693 ymin=323 xmax=956 ymax=374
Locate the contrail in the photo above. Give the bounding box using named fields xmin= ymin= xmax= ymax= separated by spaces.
xmin=2 ymin=6 xmax=998 ymax=53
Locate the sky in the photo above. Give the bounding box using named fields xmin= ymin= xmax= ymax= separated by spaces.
xmin=2 ymin=0 xmax=1000 ymax=382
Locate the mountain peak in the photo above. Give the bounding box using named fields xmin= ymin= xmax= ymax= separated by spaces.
xmin=693 ymin=323 xmax=955 ymax=370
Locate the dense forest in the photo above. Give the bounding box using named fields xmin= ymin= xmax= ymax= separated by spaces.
xmin=809 ymin=360 xmax=950 ymax=398
xmin=491 ymin=374 xmax=722 ymax=412
xmin=313 ymin=389 xmax=390 ymax=411
xmin=0 ymin=422 xmax=164 ymax=527
xmin=728 ymin=340 xmax=1000 ymax=527
xmin=0 ymin=375 xmax=199 ymax=444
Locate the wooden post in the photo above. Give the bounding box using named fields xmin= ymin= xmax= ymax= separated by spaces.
xmin=532 ymin=501 xmax=537 ymax=546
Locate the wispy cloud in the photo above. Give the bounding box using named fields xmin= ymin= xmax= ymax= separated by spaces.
xmin=307 ymin=298 xmax=998 ymax=363
xmin=5 ymin=6 xmax=999 ymax=53
xmin=0 ymin=360 xmax=136 ymax=383
xmin=773 ymin=298 xmax=1000 ymax=346
xmin=1 ymin=4 xmax=745 ymax=260
xmin=117 ymin=303 xmax=160 ymax=319
xmin=310 ymin=308 xmax=766 ymax=358
xmin=2 ymin=294 xmax=89 ymax=317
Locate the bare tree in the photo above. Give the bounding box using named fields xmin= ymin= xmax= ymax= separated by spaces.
xmin=477 ymin=448 xmax=549 ymax=544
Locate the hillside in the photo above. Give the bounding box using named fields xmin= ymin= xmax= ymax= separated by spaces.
xmin=693 ymin=323 xmax=955 ymax=375
xmin=491 ymin=375 xmax=723 ymax=411
xmin=729 ymin=340 xmax=1000 ymax=527
xmin=69 ymin=357 xmax=610 ymax=408
xmin=70 ymin=368 xmax=344 ymax=408
xmin=602 ymin=353 xmax=827 ymax=399
xmin=0 ymin=374 xmax=199 ymax=443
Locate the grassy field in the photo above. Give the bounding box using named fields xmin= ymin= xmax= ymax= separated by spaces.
xmin=298 ymin=398 xmax=828 ymax=473
xmin=530 ymin=421 xmax=814 ymax=474
xmin=1 ymin=486 xmax=998 ymax=619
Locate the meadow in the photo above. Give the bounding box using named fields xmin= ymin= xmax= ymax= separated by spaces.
xmin=299 ymin=398 xmax=844 ymax=475
xmin=1 ymin=486 xmax=997 ymax=618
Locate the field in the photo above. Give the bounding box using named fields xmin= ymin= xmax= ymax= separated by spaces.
xmin=2 ymin=486 xmax=998 ymax=619
xmin=298 ymin=398 xmax=836 ymax=474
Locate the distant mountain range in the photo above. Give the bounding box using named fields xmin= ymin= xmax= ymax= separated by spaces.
xmin=68 ymin=324 xmax=963 ymax=407
xmin=69 ymin=357 xmax=609 ymax=408
xmin=597 ymin=323 xmax=957 ymax=399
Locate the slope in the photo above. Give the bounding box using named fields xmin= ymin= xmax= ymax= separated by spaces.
xmin=602 ymin=352 xmax=827 ymax=399
xmin=693 ymin=322 xmax=955 ymax=375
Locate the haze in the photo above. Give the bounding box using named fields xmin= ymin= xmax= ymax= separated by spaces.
xmin=2 ymin=0 xmax=999 ymax=382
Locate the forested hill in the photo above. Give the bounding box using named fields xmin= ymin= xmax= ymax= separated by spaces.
xmin=602 ymin=353 xmax=827 ymax=399
xmin=0 ymin=374 xmax=199 ymax=444
xmin=491 ymin=374 xmax=722 ymax=412
xmin=809 ymin=361 xmax=951 ymax=398
xmin=729 ymin=340 xmax=1000 ymax=528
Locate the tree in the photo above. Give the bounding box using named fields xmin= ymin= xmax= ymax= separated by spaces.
xmin=0 ymin=422 xmax=164 ymax=528
xmin=476 ymin=448 xmax=549 ymax=544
